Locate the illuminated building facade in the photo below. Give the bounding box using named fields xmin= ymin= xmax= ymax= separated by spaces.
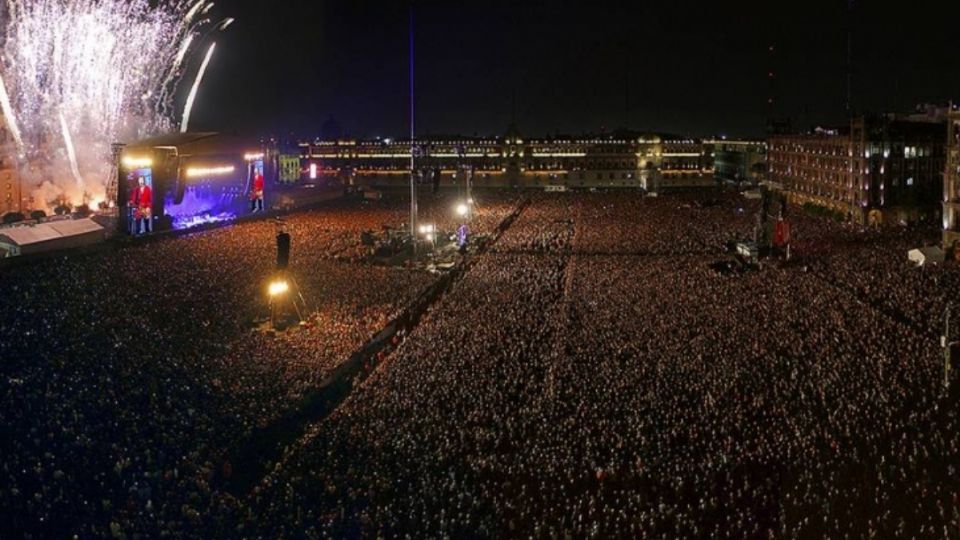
xmin=769 ymin=112 xmax=946 ymax=225
xmin=659 ymin=138 xmax=714 ymax=189
xmin=299 ymin=131 xmax=715 ymax=191
xmin=279 ymin=154 xmax=301 ymax=183
xmin=706 ymin=139 xmax=767 ymax=185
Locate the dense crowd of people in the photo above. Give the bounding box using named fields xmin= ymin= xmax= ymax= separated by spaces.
xmin=249 ymin=192 xmax=959 ymax=539
xmin=0 ymin=191 xmax=513 ymax=538
xmin=3 ymin=189 xmax=959 ymax=538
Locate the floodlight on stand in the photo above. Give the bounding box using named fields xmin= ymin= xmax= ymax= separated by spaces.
xmin=268 ymin=280 xmax=289 ymax=296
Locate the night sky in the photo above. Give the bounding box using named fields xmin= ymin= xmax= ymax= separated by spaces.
xmin=186 ymin=1 xmax=960 ymax=140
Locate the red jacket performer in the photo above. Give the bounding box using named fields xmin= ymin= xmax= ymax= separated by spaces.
xmin=130 ymin=177 xmax=152 ymax=234
xmin=251 ymin=171 xmax=265 ymax=212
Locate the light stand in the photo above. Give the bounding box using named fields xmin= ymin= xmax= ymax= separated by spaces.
xmin=268 ymin=224 xmax=307 ymax=329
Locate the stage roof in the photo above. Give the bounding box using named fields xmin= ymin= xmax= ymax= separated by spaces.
xmin=123 ymin=132 xmax=259 ymax=157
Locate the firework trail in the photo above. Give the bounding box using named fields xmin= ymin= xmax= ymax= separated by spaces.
xmin=181 ymin=42 xmax=216 ymax=134
xmin=58 ymin=111 xmax=83 ymax=190
xmin=158 ymin=14 xmax=234 ymax=122
xmin=0 ymin=71 xmax=23 ymax=153
xmin=0 ymin=0 xmax=230 ymax=210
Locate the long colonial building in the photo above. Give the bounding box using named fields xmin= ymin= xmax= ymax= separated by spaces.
xmin=297 ymin=131 xmax=714 ymax=190
xmin=769 ymin=110 xmax=947 ymax=225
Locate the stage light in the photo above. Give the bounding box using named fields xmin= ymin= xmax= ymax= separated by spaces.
xmin=455 ymin=203 xmax=468 ymax=216
xmin=185 ymin=165 xmax=235 ymax=178
xmin=122 ymin=156 xmax=153 ymax=169
xmin=268 ymin=280 xmax=289 ymax=296
xmin=418 ymin=224 xmax=434 ymax=235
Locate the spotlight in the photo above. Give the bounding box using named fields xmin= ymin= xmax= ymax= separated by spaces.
xmin=122 ymin=156 xmax=152 ymax=169
xmin=455 ymin=203 xmax=468 ymax=217
xmin=268 ymin=280 xmax=289 ymax=296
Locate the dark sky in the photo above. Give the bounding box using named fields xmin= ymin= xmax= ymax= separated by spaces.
xmin=185 ymin=0 xmax=960 ymax=140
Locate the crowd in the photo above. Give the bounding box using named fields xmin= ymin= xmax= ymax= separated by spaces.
xmin=786 ymin=211 xmax=960 ymax=338
xmin=248 ymin=192 xmax=960 ymax=539
xmin=3 ymin=189 xmax=959 ymax=538
xmin=0 ymin=191 xmax=513 ymax=538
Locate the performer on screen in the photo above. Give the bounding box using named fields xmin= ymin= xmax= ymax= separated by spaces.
xmin=251 ymin=169 xmax=264 ymax=213
xmin=130 ymin=176 xmax=152 ymax=234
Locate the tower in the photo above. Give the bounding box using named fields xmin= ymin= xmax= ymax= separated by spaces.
xmin=0 ymin=106 xmax=22 ymax=215
xmin=943 ymin=107 xmax=960 ymax=251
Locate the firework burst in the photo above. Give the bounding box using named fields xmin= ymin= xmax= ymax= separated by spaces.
xmin=0 ymin=0 xmax=229 ymax=209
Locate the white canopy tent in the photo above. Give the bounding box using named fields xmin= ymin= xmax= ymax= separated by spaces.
xmin=0 ymin=218 xmax=104 ymax=257
xmin=907 ymin=246 xmax=945 ymax=266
